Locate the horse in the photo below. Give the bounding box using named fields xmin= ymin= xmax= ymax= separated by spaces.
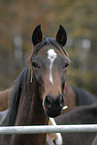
xmin=0 ymin=87 xmax=13 ymax=111
xmin=55 ymin=104 xmax=97 ymax=145
xmin=72 ymin=86 xmax=97 ymax=106
xmin=0 ymin=24 xmax=70 ymax=145
xmin=0 ymin=78 xmax=97 ymax=144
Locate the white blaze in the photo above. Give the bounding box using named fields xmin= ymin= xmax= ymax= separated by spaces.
xmin=49 ymin=118 xmax=63 ymax=145
xmin=47 ymin=49 xmax=57 ymax=84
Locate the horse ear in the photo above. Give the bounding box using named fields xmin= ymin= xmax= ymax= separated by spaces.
xmin=32 ymin=24 xmax=43 ymax=46
xmin=56 ymin=25 xmax=67 ymax=46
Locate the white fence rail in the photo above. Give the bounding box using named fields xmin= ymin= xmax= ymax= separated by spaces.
xmin=0 ymin=124 xmax=97 ymax=134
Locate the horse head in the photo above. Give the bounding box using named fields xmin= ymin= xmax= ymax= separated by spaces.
xmin=30 ymin=25 xmax=70 ymax=118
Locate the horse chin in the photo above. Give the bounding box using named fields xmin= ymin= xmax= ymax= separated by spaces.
xmin=45 ymin=109 xmax=62 ymax=118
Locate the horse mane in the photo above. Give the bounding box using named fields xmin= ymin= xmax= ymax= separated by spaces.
xmin=2 ymin=66 xmax=30 ymax=126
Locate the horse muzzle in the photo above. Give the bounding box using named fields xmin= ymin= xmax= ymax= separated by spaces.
xmin=44 ymin=94 xmax=65 ymax=118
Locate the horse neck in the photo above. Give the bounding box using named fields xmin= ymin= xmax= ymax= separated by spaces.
xmin=65 ymin=83 xmax=76 ymax=111
xmin=10 ymin=76 xmax=49 ymax=145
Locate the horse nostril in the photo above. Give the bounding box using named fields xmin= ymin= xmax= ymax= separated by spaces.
xmin=44 ymin=95 xmax=53 ymax=109
xmin=57 ymin=94 xmax=65 ymax=108
xmin=59 ymin=95 xmax=63 ymax=103
xmin=46 ymin=95 xmax=53 ymax=104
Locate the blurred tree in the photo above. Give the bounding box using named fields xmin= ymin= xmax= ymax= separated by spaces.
xmin=0 ymin=0 xmax=97 ymax=96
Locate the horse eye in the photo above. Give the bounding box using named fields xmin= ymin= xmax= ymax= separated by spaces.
xmin=62 ymin=63 xmax=69 ymax=69
xmin=32 ymin=62 xmax=40 ymax=70
xmin=65 ymin=63 xmax=69 ymax=68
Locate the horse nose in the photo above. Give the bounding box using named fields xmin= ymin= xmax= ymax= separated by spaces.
xmin=44 ymin=94 xmax=65 ymax=110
